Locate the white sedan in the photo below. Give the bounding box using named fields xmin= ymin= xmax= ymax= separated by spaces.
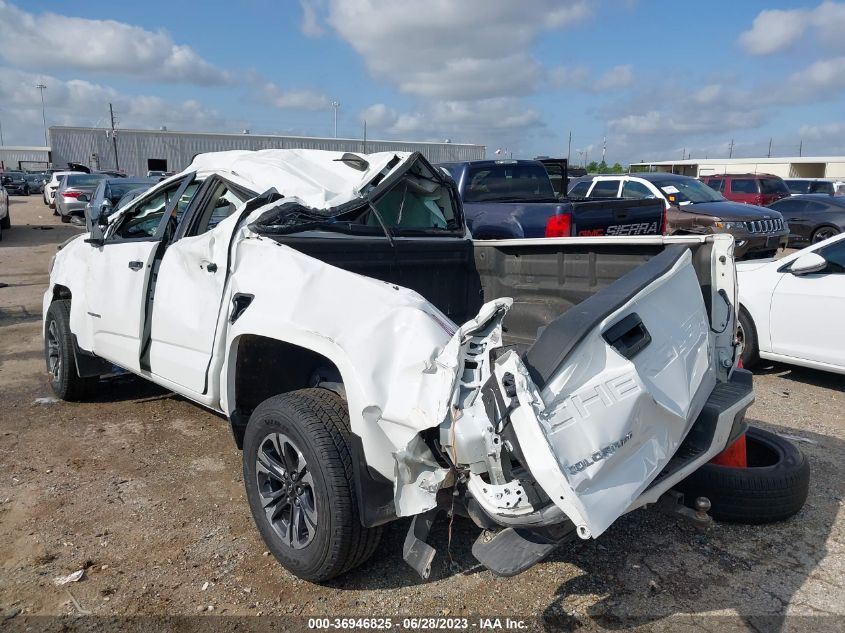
xmin=737 ymin=233 xmax=845 ymax=374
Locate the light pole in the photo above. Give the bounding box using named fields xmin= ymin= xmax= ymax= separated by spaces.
xmin=331 ymin=100 xmax=340 ymax=138
xmin=36 ymin=83 xmax=48 ymax=146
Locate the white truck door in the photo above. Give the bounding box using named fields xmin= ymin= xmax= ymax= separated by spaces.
xmin=85 ymin=176 xmax=196 ymax=373
xmin=148 ymin=179 xmax=252 ymax=394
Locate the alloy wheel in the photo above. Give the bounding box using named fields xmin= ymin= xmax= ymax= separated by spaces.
xmin=46 ymin=320 xmax=62 ymax=382
xmin=255 ymin=433 xmax=318 ymax=549
xmin=813 ymin=227 xmax=839 ymax=243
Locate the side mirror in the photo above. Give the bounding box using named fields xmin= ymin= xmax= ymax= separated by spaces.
xmin=97 ymin=212 xmax=109 ymax=229
xmin=790 ymin=252 xmax=827 ymax=276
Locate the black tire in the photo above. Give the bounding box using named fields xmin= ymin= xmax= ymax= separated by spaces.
xmin=1 ymin=208 xmax=9 ymax=230
xmin=676 ymin=426 xmax=810 ymax=524
xmin=243 ymin=388 xmax=382 ymax=582
xmin=44 ymin=300 xmax=98 ymax=401
xmin=60 ymin=211 xmax=70 ymax=223
xmin=737 ymin=307 xmax=759 ymax=368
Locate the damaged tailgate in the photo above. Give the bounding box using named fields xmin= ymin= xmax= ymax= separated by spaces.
xmin=491 ymin=245 xmax=717 ymax=539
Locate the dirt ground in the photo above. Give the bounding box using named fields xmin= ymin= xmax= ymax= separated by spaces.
xmin=0 ymin=195 xmax=842 ymax=632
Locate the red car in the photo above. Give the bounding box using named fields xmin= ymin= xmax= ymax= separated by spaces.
xmin=701 ymin=174 xmax=791 ymax=206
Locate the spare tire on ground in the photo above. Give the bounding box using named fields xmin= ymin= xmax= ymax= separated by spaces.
xmin=675 ymin=426 xmax=810 ymax=524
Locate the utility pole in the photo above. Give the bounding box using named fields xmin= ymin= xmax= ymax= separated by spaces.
xmin=601 ymin=136 xmax=606 ymax=164
xmin=567 ymin=130 xmax=571 ymax=165
xmin=681 ymin=147 xmax=685 ymax=160
xmin=36 ymin=83 xmax=48 ymax=146
xmin=0 ymin=115 xmax=4 ymax=146
xmin=362 ymin=120 xmax=367 ymax=153
xmin=767 ymin=138 xmax=772 ymax=158
xmin=799 ymin=139 xmax=803 ymax=157
xmin=728 ymin=138 xmax=734 ymax=159
xmin=109 ymin=103 xmax=120 ymax=171
xmin=331 ymin=100 xmax=340 ymax=138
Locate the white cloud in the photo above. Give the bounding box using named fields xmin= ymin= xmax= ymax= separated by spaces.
xmin=739 ymin=1 xmax=845 ymax=55
xmin=0 ymin=67 xmax=233 ymax=145
xmin=299 ymin=0 xmax=325 ymax=37
xmin=359 ymin=103 xmax=397 ymax=127
xmin=357 ymin=97 xmax=543 ymax=153
xmin=592 ymin=65 xmax=633 ymax=92
xmin=258 ymin=82 xmax=332 ymax=110
xmin=800 ymin=121 xmax=845 ymax=140
xmin=0 ymin=1 xmax=230 ymax=85
xmin=314 ymin=0 xmax=592 ymax=100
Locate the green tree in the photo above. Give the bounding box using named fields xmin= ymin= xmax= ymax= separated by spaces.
xmin=586 ymin=160 xmax=599 ymax=173
xmin=597 ymin=160 xmax=608 ymax=173
xmin=610 ymin=162 xmax=625 ymax=174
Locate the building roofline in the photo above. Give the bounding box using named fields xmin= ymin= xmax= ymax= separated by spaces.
xmin=632 ymin=156 xmax=845 ymax=165
xmin=48 ymin=126 xmax=484 ymax=149
xmin=0 ymin=146 xmax=51 ymax=151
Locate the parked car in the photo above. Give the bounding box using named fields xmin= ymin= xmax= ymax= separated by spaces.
xmin=146 ymin=170 xmax=174 ymax=179
xmin=44 ymin=171 xmax=83 ymax=209
xmin=783 ymin=178 xmax=845 ymax=196
xmin=700 ymin=174 xmax=790 ymax=206
xmin=113 ymin=186 xmax=153 ymax=213
xmin=24 ymin=172 xmax=47 ymax=194
xmin=0 ymin=183 xmax=9 ymax=240
xmin=440 ymin=159 xmax=665 ymax=238
xmin=737 ymin=233 xmax=845 ymax=374
xmin=85 ymin=177 xmax=160 ymax=232
xmin=45 ymin=148 xmax=780 ymax=582
xmin=1 ymin=170 xmax=30 ymax=195
xmin=569 ymin=173 xmax=788 ymax=259
xmin=54 ymin=173 xmax=108 ymax=223
xmin=767 ymin=194 xmax=845 ymax=245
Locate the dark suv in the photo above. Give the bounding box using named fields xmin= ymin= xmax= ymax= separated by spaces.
xmin=1 ymin=171 xmax=30 ymax=195
xmin=701 ymin=174 xmax=790 ymax=206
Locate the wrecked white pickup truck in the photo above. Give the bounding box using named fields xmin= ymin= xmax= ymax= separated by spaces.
xmin=43 ymin=150 xmax=753 ymax=582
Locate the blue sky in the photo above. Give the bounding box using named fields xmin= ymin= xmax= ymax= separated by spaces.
xmin=1 ymin=0 xmax=844 ymax=164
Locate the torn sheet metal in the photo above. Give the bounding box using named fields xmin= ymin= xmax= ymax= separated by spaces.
xmin=493 ymin=249 xmax=716 ymax=539
xmin=188 ymin=149 xmax=413 ymax=210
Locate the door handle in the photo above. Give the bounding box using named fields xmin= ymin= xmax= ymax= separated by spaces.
xmin=206 ymin=262 xmax=218 ymax=273
xmin=603 ymin=313 xmax=651 ymax=359
xmin=128 ymin=260 xmax=143 ymax=271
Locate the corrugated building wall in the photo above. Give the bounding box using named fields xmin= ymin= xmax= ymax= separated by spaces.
xmin=0 ymin=146 xmax=51 ymax=170
xmin=49 ymin=127 xmax=485 ymax=176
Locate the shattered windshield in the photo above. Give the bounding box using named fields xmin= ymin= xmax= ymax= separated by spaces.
xmin=251 ymin=154 xmax=462 ymax=236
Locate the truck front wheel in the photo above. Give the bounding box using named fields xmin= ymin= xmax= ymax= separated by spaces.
xmin=242 ymin=388 xmax=382 ymax=582
xmin=44 ymin=300 xmax=98 ymax=401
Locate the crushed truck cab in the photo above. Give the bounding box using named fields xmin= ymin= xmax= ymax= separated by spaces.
xmin=44 ymin=149 xmax=751 ymax=582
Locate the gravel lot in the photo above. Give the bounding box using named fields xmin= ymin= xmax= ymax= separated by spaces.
xmin=0 ymin=195 xmax=842 ymax=631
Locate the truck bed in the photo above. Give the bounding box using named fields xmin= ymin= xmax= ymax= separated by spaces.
xmin=270 ymin=235 xmax=713 ymax=350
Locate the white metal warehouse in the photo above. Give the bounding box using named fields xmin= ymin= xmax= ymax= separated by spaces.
xmin=0 ymin=146 xmax=51 ymax=171
xmin=631 ymin=156 xmax=845 ymax=179
xmin=48 ymin=127 xmax=485 ymax=177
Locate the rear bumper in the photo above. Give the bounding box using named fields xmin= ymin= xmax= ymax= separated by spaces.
xmin=626 ymin=368 xmax=754 ymax=512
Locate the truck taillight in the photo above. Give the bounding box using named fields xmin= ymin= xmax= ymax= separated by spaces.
xmin=545 ymin=214 xmax=572 ymax=237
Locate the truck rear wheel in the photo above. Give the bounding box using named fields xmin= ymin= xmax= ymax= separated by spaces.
xmin=242 ymin=388 xmax=382 ymax=582
xmin=44 ymin=300 xmax=98 ymax=401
